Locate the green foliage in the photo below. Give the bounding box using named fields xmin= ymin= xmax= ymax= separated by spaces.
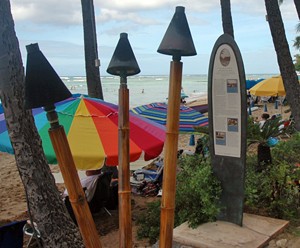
xmin=175 ymin=155 xmax=221 ymax=228
xmin=260 ymin=117 xmax=283 ymax=141
xmin=247 ymin=116 xmax=262 ymax=145
xmin=294 ymin=37 xmax=300 ymax=50
xmin=245 ymin=134 xmax=300 ymax=220
xmin=247 ymin=116 xmax=286 ymax=146
xmin=136 ymin=155 xmax=221 ymax=243
xmin=137 ymin=133 xmax=300 ymax=244
xmin=194 ymin=126 xmax=209 ymax=134
xmin=272 ymin=132 xmax=300 ymax=164
xmin=136 ymin=200 xmax=161 ymax=244
xmin=294 ymin=54 xmax=300 ymax=71
xmin=194 ymin=135 xmax=210 ymax=157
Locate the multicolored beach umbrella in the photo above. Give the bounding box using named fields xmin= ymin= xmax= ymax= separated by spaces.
xmin=0 ymin=94 xmax=166 ymax=170
xmin=131 ymin=102 xmax=208 ymax=133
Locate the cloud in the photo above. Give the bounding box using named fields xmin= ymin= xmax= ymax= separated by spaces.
xmin=11 ymin=0 xmax=82 ymax=26
xmin=10 ymin=0 xmax=299 ymax=76
xmin=5 ymin=1 xmax=242 ymax=26
xmin=97 ymin=9 xmax=160 ymax=26
xmin=11 ymin=0 xmax=298 ymax=27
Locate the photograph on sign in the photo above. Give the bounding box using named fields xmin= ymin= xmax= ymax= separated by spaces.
xmin=227 ymin=118 xmax=238 ymax=132
xmin=226 ymin=79 xmax=238 ymax=93
xmin=219 ymin=48 xmax=231 ymax=66
xmin=215 ymin=131 xmax=226 ymax=145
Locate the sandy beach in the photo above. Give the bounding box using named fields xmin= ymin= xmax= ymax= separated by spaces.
xmin=0 ymin=100 xmax=293 ymax=247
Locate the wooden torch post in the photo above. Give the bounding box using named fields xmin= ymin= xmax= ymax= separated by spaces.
xmin=159 ymin=60 xmax=182 ymax=247
xmin=106 ymin=32 xmax=140 ymax=247
xmin=118 ymin=75 xmax=132 ymax=248
xmin=46 ymin=106 xmax=102 ymax=248
xmin=157 ymin=7 xmax=196 ymax=245
xmin=24 ymin=43 xmax=102 ymax=247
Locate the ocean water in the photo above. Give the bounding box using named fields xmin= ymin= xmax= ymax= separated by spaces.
xmin=62 ymin=74 xmax=276 ymax=107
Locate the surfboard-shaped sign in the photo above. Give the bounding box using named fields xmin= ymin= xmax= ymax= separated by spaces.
xmin=208 ymin=34 xmax=247 ymax=226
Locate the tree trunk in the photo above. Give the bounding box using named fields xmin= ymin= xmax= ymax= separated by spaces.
xmin=220 ymin=0 xmax=234 ymax=38
xmin=294 ymin=0 xmax=300 ymax=20
xmin=0 ymin=1 xmax=84 ymax=247
xmin=257 ymin=143 xmax=272 ymax=172
xmin=265 ymin=0 xmax=300 ymax=131
xmin=81 ymin=0 xmax=104 ymax=99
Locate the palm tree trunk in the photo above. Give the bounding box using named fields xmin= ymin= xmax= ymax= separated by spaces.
xmin=294 ymin=0 xmax=300 ymax=20
xmin=81 ymin=0 xmax=104 ymax=99
xmin=220 ymin=0 xmax=234 ymax=38
xmin=257 ymin=144 xmax=272 ymax=172
xmin=0 ymin=1 xmax=84 ymax=247
xmin=265 ymin=0 xmax=300 ymax=131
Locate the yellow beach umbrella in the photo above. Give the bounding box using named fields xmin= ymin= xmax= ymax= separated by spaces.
xmin=249 ymin=75 xmax=286 ymax=96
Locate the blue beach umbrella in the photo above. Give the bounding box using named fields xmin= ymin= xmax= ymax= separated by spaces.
xmin=0 ymin=103 xmax=3 ymax=114
xmin=246 ymin=79 xmax=264 ymax=90
xmin=131 ymin=102 xmax=208 ymax=133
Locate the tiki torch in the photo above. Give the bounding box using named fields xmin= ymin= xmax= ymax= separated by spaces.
xmin=24 ymin=43 xmax=102 ymax=248
xmin=157 ymin=6 xmax=196 ymax=247
xmin=107 ymin=33 xmax=140 ymax=248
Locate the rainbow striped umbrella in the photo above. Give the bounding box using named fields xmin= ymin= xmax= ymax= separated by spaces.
xmin=0 ymin=94 xmax=165 ymax=170
xmin=131 ymin=102 xmax=208 ymax=133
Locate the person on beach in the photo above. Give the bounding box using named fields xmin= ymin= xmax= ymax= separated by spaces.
xmin=259 ymin=113 xmax=270 ymax=129
xmin=63 ymin=164 xmax=118 ymax=223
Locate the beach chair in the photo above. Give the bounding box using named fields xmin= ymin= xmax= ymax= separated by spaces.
xmin=64 ymin=171 xmax=114 ymax=223
xmin=89 ymin=171 xmax=114 ymax=215
xmin=23 ymin=220 xmax=42 ymax=248
xmin=260 ymin=96 xmax=271 ymax=103
xmin=0 ymin=220 xmax=26 ymax=248
xmin=132 ymin=158 xmax=164 ymax=183
xmin=131 ymin=158 xmax=164 ymax=196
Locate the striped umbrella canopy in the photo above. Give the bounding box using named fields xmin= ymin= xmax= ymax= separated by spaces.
xmin=131 ymin=102 xmax=208 ymax=133
xmin=0 ymin=94 xmax=165 ymax=170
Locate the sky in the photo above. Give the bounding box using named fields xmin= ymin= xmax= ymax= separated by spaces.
xmin=10 ymin=0 xmax=300 ymax=76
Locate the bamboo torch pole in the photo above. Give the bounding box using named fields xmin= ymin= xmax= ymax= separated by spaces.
xmin=24 ymin=43 xmax=102 ymax=247
xmin=46 ymin=106 xmax=102 ymax=248
xmin=118 ymin=75 xmax=132 ymax=248
xmin=106 ymin=32 xmax=140 ymax=247
xmin=157 ymin=7 xmax=196 ymax=245
xmin=159 ymin=59 xmax=182 ymax=247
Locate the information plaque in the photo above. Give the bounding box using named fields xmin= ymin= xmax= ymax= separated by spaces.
xmin=208 ymin=34 xmax=247 ymax=226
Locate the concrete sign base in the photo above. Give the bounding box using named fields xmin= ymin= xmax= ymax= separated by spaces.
xmin=171 ymin=213 xmax=289 ymax=248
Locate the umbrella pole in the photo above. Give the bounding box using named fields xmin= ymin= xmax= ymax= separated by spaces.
xmin=46 ymin=106 xmax=102 ymax=248
xmin=118 ymin=77 xmax=132 ymax=248
xmin=159 ymin=60 xmax=182 ymax=247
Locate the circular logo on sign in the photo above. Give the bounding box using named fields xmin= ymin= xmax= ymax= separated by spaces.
xmin=220 ymin=48 xmax=230 ymax=67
